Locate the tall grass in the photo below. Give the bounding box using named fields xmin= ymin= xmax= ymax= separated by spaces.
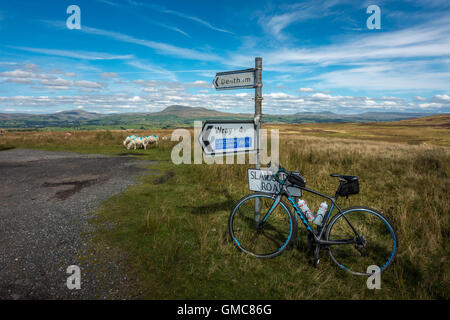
xmin=1 ymin=126 xmax=448 ymax=299
xmin=187 ymin=135 xmax=449 ymax=299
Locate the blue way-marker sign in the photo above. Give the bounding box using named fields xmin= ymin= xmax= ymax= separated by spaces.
xmin=215 ymin=137 xmax=252 ymax=150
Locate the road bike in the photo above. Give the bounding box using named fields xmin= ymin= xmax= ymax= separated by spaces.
xmin=228 ymin=163 xmax=398 ymax=276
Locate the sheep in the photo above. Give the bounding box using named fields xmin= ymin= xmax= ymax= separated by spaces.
xmin=143 ymin=135 xmax=159 ymax=149
xmin=124 ymin=135 xmax=159 ymax=150
xmin=127 ymin=136 xmax=145 ymax=150
xmin=123 ymin=134 xmax=137 ymax=148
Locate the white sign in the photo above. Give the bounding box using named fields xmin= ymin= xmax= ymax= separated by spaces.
xmin=213 ymin=69 xmax=256 ymax=90
xmin=248 ymin=169 xmax=302 ymax=197
xmin=199 ymin=121 xmax=256 ymax=156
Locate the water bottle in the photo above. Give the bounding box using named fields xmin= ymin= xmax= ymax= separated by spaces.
xmin=297 ymin=199 xmax=315 ymax=222
xmin=313 ymin=202 xmax=328 ymax=226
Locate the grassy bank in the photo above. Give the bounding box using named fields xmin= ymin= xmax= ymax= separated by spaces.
xmin=1 ymin=122 xmax=448 ymax=299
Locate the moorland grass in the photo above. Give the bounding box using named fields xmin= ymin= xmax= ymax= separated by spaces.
xmin=1 ymin=122 xmax=448 ymax=299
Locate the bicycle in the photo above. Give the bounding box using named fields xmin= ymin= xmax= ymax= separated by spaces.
xmin=228 ymin=163 xmax=398 ymax=276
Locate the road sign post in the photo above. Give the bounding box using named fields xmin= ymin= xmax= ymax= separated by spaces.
xmin=209 ymin=58 xmax=298 ymax=248
xmin=254 ymin=57 xmax=263 ymax=227
xmin=209 ymin=57 xmax=264 ymax=227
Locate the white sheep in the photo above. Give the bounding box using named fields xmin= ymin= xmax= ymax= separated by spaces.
xmin=123 ymin=134 xmax=137 ymax=148
xmin=143 ymin=135 xmax=159 ymax=149
xmin=140 ymin=135 xmax=155 ymax=149
xmin=128 ymin=136 xmax=146 ymax=150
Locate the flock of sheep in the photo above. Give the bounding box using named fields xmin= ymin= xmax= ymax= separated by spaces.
xmin=123 ymin=134 xmax=159 ymax=150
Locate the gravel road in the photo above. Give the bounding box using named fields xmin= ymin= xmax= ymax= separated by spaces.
xmin=0 ymin=149 xmax=154 ymax=299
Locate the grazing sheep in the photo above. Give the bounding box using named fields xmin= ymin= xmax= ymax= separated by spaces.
xmin=123 ymin=134 xmax=137 ymax=148
xmin=142 ymin=135 xmax=158 ymax=149
xmin=128 ymin=136 xmax=146 ymax=150
xmin=161 ymin=136 xmax=168 ymax=140
xmin=147 ymin=135 xmax=159 ymax=147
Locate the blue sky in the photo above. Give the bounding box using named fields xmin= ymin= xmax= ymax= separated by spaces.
xmin=0 ymin=0 xmax=449 ymax=114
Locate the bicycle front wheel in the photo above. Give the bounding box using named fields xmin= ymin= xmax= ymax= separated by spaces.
xmin=326 ymin=206 xmax=398 ymax=276
xmin=228 ymin=193 xmax=296 ymax=258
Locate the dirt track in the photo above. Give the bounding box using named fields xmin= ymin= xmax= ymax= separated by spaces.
xmin=0 ymin=149 xmax=154 ymax=299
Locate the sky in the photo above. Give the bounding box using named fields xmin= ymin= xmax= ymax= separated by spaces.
xmin=0 ymin=0 xmax=449 ymax=115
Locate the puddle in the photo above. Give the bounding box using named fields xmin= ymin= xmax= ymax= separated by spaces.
xmin=42 ymin=177 xmax=108 ymax=200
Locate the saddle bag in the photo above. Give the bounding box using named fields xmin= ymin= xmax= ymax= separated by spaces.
xmin=337 ymin=178 xmax=359 ymax=197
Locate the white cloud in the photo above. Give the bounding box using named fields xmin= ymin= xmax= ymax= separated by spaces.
xmin=0 ymin=69 xmax=53 ymax=80
xmin=431 ymin=94 xmax=450 ymax=103
xmin=2 ymin=89 xmax=447 ymax=115
xmin=101 ymin=72 xmax=118 ymax=79
xmin=258 ymin=0 xmax=346 ymax=40
xmin=229 ymin=16 xmax=450 ymax=92
xmin=3 ymin=78 xmax=33 ymax=84
xmin=299 ymin=87 xmax=314 ymax=92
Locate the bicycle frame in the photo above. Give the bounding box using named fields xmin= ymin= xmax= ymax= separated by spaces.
xmin=261 ymin=184 xmax=360 ymax=246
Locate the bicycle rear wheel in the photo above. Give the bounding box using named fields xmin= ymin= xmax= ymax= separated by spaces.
xmin=228 ymin=193 xmax=296 ymax=258
xmin=325 ymin=206 xmax=398 ymax=276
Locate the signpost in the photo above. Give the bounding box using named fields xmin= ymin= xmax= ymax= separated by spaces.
xmin=248 ymin=169 xmax=302 ymax=197
xmin=209 ymin=57 xmax=263 ymax=228
xmin=198 ymin=121 xmax=256 ymax=156
xmin=213 ymin=69 xmax=256 ymax=90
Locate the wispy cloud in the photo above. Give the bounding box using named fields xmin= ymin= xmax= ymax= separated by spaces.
xmin=258 ymin=0 xmax=344 ymax=40
xmin=127 ymin=1 xmax=234 ymax=34
xmin=127 ymin=60 xmax=177 ymax=81
xmin=10 ymin=46 xmax=134 ymax=61
xmin=80 ymin=25 xmax=221 ymax=62
xmin=152 ymin=21 xmax=191 ymax=38
xmin=161 ymin=9 xmax=234 ymax=34
xmin=43 ymin=21 xmax=221 ymax=62
xmin=94 ymin=0 xmax=191 ymax=38
xmin=95 ymin=0 xmax=121 ymax=7
xmin=230 ymin=16 xmax=450 ymax=92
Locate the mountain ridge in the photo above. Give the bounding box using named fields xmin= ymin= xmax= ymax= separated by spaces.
xmin=0 ymin=105 xmax=443 ymax=129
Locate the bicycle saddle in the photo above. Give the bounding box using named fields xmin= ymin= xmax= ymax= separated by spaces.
xmin=330 ymin=173 xmax=358 ymax=182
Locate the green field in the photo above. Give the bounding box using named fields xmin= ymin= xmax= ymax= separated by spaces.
xmin=1 ymin=117 xmax=449 ymax=299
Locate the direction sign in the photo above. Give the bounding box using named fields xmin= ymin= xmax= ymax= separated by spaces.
xmin=248 ymin=169 xmax=302 ymax=197
xmin=213 ymin=68 xmax=256 ymax=90
xmin=198 ymin=121 xmax=256 ymax=156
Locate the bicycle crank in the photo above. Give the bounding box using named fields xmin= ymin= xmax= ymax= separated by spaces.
xmin=313 ymin=244 xmax=320 ymax=267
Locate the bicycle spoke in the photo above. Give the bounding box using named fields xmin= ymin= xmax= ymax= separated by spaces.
xmin=327 ymin=208 xmax=397 ymax=275
xmin=229 ymin=194 xmax=293 ymax=258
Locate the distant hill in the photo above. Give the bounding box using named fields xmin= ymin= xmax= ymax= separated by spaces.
xmin=0 ymin=105 xmax=443 ymax=130
xmin=0 ymin=109 xmax=105 ymax=121
xmin=51 ymin=110 xmax=106 ymax=121
xmin=154 ymin=105 xmax=246 ymax=117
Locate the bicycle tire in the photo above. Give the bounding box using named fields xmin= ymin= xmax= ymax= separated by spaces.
xmin=228 ymin=193 xmax=296 ymax=258
xmin=325 ymin=206 xmax=398 ymax=276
